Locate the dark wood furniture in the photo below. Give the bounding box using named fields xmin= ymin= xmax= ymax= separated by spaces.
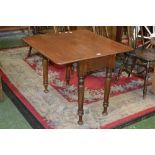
xmin=123 ymin=47 xmax=155 ymax=98
xmin=23 ymin=29 xmax=132 ymax=125
xmin=117 ymin=26 xmax=155 ymax=98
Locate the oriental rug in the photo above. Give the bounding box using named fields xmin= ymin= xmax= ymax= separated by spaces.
xmin=25 ymin=52 xmax=150 ymax=104
xmin=0 ymin=47 xmax=155 ymax=129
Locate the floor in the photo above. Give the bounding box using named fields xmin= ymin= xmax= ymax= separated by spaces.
xmin=0 ymin=30 xmax=27 ymax=49
xmin=0 ymin=93 xmax=31 ymax=129
xmin=1 ymin=28 xmax=155 ymax=129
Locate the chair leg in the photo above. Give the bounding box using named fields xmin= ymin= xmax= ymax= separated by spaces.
xmin=143 ymin=62 xmax=149 ymax=98
xmin=116 ymin=54 xmax=128 ymax=81
xmin=27 ymin=47 xmax=32 ymax=57
xmin=66 ymin=64 xmax=72 ymax=85
xmin=27 ymin=26 xmax=31 ymax=36
xmin=128 ymin=57 xmax=137 ymax=77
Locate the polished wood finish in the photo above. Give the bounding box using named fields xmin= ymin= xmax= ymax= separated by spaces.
xmin=27 ymin=26 xmax=72 ymax=86
xmin=78 ymin=62 xmax=85 ymax=124
xmin=43 ymin=57 xmax=49 ymax=93
xmin=23 ymin=29 xmax=132 ymax=124
xmin=77 ymin=26 xmax=117 ymax=41
xmin=66 ymin=64 xmax=72 ymax=85
xmin=23 ymin=30 xmax=132 ymax=65
xmin=103 ymin=68 xmax=113 ymax=115
xmin=76 ymin=56 xmax=115 ymax=124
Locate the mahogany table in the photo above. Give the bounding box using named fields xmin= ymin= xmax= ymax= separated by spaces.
xmin=23 ymin=29 xmax=132 ymax=125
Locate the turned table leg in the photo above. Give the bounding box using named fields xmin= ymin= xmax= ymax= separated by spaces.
xmin=43 ymin=57 xmax=49 ymax=93
xmin=66 ymin=64 xmax=71 ymax=85
xmin=27 ymin=47 xmax=32 ymax=57
xmin=77 ymin=62 xmax=86 ymax=125
xmin=77 ymin=75 xmax=85 ymax=125
xmin=102 ymin=67 xmax=112 ymax=115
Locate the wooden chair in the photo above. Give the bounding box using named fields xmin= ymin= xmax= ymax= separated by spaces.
xmin=92 ymin=26 xmax=109 ymax=38
xmin=117 ymin=26 xmax=155 ymax=98
xmin=92 ymin=26 xmax=117 ymax=40
xmin=31 ymin=26 xmax=52 ymax=34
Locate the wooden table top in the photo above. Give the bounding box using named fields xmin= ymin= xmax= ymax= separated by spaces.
xmin=23 ymin=29 xmax=133 ymax=65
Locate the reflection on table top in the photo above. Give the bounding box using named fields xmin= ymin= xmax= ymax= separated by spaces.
xmin=23 ymin=29 xmax=133 ymax=65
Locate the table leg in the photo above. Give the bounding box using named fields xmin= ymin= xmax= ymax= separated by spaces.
xmin=66 ymin=64 xmax=71 ymax=85
xmin=43 ymin=57 xmax=49 ymax=93
xmin=27 ymin=46 xmax=32 ymax=57
xmin=143 ymin=62 xmax=149 ymax=98
xmin=102 ymin=67 xmax=112 ymax=115
xmin=116 ymin=54 xmax=128 ymax=81
xmin=77 ymin=75 xmax=85 ymax=125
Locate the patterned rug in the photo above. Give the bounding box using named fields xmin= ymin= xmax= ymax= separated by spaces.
xmin=0 ymin=47 xmax=155 ymax=129
xmin=25 ymin=53 xmax=149 ymax=104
